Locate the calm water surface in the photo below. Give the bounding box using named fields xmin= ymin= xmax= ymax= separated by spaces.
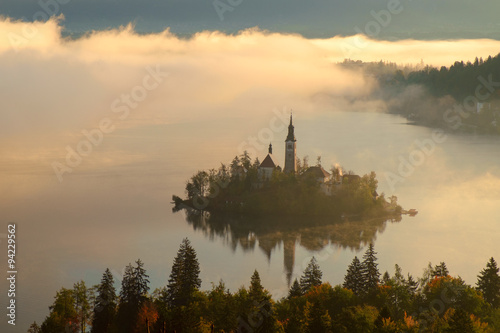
xmin=2 ymin=111 xmax=500 ymax=330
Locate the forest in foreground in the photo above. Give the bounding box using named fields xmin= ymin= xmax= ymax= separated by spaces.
xmin=29 ymin=238 xmax=500 ymax=333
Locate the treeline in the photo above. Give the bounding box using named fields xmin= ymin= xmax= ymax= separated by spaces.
xmin=403 ymin=54 xmax=500 ymax=101
xmin=173 ymin=152 xmax=399 ymax=218
xmin=29 ymin=239 xmax=500 ymax=333
xmin=345 ymin=54 xmax=500 ymax=133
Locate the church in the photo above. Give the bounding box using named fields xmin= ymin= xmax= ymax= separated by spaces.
xmin=257 ymin=114 xmax=336 ymax=194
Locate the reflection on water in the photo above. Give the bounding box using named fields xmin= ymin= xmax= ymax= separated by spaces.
xmin=180 ymin=207 xmax=401 ymax=285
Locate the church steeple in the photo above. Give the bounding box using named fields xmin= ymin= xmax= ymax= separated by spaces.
xmin=285 ymin=114 xmax=296 ymax=142
xmin=284 ymin=112 xmax=297 ymax=173
xmin=268 ymin=143 xmax=272 ymax=154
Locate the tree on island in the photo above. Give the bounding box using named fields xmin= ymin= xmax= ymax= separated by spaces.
xmin=174 ymin=149 xmax=401 ymax=219
xmin=300 ymin=257 xmax=323 ymax=294
xmin=91 ymin=268 xmax=117 ymax=333
xmin=477 ymin=257 xmax=500 ymax=307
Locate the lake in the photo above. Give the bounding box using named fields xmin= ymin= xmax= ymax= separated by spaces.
xmin=2 ymin=110 xmax=500 ymax=331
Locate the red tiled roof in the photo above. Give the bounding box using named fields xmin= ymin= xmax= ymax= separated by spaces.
xmin=260 ymin=154 xmax=277 ymax=168
xmin=305 ymin=166 xmax=331 ymax=178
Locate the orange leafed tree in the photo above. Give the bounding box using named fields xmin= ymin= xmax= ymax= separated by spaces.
xmin=136 ymin=300 xmax=159 ymax=333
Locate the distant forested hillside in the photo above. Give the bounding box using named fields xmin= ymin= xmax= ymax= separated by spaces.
xmin=342 ymin=54 xmax=500 ymax=133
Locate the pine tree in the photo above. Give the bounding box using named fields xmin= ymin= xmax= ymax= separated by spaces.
xmin=407 ymin=273 xmax=419 ymax=295
xmin=288 ymin=279 xmax=303 ymax=298
xmin=382 ymin=271 xmax=391 ymax=285
xmin=477 ymin=257 xmax=500 ymax=307
xmin=431 ymin=262 xmax=449 ymax=277
xmin=27 ymin=321 xmax=41 ymax=333
xmin=244 ymin=270 xmax=278 ymax=333
xmin=165 ymin=238 xmax=202 ymax=307
xmin=343 ymin=256 xmax=364 ymax=296
xmin=249 ymin=270 xmax=265 ymax=302
xmin=117 ymin=260 xmax=150 ymax=333
xmin=361 ymin=243 xmax=380 ymax=296
xmin=133 ymin=259 xmax=150 ymax=304
xmin=300 ymin=257 xmax=323 ymax=293
xmin=91 ymin=268 xmax=117 ymax=333
xmin=304 ymin=301 xmax=332 ymax=333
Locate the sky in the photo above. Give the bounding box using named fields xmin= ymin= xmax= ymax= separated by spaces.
xmin=2 ymin=0 xmax=500 ymax=39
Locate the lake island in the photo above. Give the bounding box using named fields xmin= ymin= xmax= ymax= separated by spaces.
xmin=173 ymin=114 xmax=403 ymax=219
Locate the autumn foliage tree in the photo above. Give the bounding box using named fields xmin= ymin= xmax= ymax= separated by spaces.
xmin=136 ymin=299 xmax=158 ymax=333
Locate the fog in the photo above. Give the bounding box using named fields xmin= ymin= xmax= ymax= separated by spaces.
xmin=2 ymin=17 xmax=500 ymax=141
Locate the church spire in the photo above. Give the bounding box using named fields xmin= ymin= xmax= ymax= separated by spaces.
xmin=285 ymin=113 xmax=296 ymax=142
xmin=268 ymin=143 xmax=272 ymax=154
xmin=284 ymin=111 xmax=297 ymax=173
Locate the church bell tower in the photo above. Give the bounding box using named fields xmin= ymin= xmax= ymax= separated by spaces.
xmin=284 ymin=114 xmax=297 ymax=174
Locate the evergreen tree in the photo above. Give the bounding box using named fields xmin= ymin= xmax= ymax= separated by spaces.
xmin=248 ymin=270 xmax=266 ymax=302
xmin=407 ymin=273 xmax=419 ymax=295
xmin=92 ymin=268 xmax=117 ymax=333
xmin=432 ymin=262 xmax=449 ymax=277
xmin=243 ymin=270 xmax=278 ymax=333
xmin=165 ymin=238 xmax=202 ymax=307
xmin=133 ymin=259 xmax=150 ymax=304
xmin=206 ymin=280 xmax=237 ymax=332
xmin=288 ymin=279 xmax=303 ymax=298
xmin=27 ymin=321 xmax=41 ymax=333
xmin=117 ymin=260 xmax=150 ymax=333
xmin=343 ymin=256 xmax=364 ymax=296
xmin=304 ymin=301 xmax=332 ymax=333
xmin=382 ymin=271 xmax=391 ymax=285
xmin=300 ymin=257 xmax=323 ymax=293
xmin=240 ymin=150 xmax=252 ymax=170
xmin=361 ymin=244 xmax=380 ymax=296
xmin=477 ymin=257 xmax=500 ymax=307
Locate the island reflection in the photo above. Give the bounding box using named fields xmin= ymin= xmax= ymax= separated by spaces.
xmin=179 ymin=207 xmax=402 ymax=285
